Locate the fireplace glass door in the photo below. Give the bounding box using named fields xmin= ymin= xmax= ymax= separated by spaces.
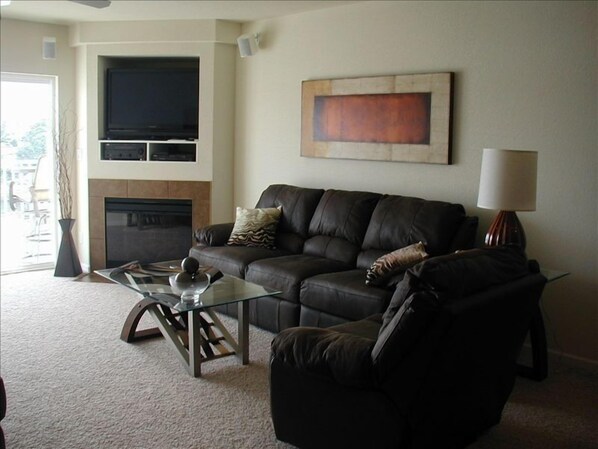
xmin=105 ymin=198 xmax=192 ymax=268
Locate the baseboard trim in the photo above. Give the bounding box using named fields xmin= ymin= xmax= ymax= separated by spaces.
xmin=519 ymin=343 xmax=598 ymax=373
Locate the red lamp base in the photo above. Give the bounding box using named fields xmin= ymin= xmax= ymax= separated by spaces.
xmin=484 ymin=210 xmax=527 ymax=250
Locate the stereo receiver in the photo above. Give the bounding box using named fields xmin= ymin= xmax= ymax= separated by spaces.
xmin=101 ymin=142 xmax=147 ymax=161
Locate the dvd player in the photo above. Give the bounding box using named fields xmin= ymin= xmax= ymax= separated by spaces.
xmin=151 ymin=153 xmax=195 ymax=161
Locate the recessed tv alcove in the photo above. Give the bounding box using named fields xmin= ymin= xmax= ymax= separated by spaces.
xmin=98 ymin=56 xmax=200 ymax=141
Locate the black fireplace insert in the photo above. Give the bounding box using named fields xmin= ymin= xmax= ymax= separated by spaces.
xmin=105 ymin=197 xmax=192 ymax=268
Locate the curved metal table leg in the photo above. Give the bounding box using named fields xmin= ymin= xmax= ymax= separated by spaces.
xmin=120 ymin=297 xmax=163 ymax=342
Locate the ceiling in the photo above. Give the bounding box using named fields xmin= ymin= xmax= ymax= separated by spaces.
xmin=0 ymin=0 xmax=361 ymax=25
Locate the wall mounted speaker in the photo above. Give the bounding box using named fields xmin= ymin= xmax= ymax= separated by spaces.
xmin=237 ymin=33 xmax=259 ymax=58
xmin=42 ymin=37 xmax=56 ymax=60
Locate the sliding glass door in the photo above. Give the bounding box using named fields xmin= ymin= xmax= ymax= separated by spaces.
xmin=1 ymin=73 xmax=57 ymax=274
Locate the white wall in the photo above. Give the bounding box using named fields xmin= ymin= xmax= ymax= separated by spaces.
xmin=0 ymin=19 xmax=75 ymax=109
xmin=235 ymin=1 xmax=598 ymax=364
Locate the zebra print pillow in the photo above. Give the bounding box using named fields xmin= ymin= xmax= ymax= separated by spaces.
xmin=227 ymin=206 xmax=282 ymax=249
xmin=365 ymin=242 xmax=428 ymax=287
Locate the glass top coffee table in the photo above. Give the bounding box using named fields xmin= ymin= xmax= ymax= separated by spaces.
xmin=95 ymin=261 xmax=281 ymax=377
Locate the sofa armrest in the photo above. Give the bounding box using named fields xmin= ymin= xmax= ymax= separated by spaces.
xmin=194 ymin=222 xmax=234 ymax=246
xmin=448 ymin=215 xmax=479 ymax=252
xmin=271 ymin=327 xmax=376 ymax=388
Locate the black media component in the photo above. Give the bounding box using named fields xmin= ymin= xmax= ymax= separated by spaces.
xmin=101 ymin=142 xmax=147 ymax=160
xmin=149 ymin=142 xmax=196 ymax=161
xmin=150 ymin=153 xmax=195 ymax=161
xmin=104 ymin=67 xmax=199 ymax=140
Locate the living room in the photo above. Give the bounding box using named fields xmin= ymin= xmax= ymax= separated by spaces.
xmin=0 ymin=1 xmax=596 ymax=448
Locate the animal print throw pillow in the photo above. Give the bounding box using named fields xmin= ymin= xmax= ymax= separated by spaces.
xmin=365 ymin=242 xmax=428 ymax=287
xmin=227 ymin=206 xmax=282 ymax=249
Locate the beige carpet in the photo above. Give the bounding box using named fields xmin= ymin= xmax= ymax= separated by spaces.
xmin=1 ymin=270 xmax=597 ymax=449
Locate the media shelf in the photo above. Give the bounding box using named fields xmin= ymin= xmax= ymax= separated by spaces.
xmin=99 ymin=140 xmax=197 ymax=162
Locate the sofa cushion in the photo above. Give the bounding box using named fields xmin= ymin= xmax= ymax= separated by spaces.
xmin=301 ymin=269 xmax=394 ymax=322
xmin=245 ymin=254 xmax=352 ymax=302
xmin=271 ymin=325 xmax=377 ymax=388
xmin=227 ymin=206 xmax=282 ymax=249
xmin=360 ymin=195 xmax=466 ymax=263
xmin=365 ymin=242 xmax=429 ymax=287
xmin=255 ymin=184 xmax=325 ymax=253
xmin=304 ymin=189 xmax=381 ymax=264
xmin=189 ymin=245 xmax=290 ymax=279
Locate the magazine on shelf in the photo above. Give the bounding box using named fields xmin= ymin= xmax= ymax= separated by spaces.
xmin=109 ymin=260 xmax=179 ymax=278
xmin=109 ymin=260 xmax=222 ymax=281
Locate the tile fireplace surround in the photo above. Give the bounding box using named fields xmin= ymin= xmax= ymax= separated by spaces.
xmin=89 ymin=179 xmax=210 ymax=270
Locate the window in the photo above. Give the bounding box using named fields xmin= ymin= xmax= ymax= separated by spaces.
xmin=1 ymin=73 xmax=57 ymax=273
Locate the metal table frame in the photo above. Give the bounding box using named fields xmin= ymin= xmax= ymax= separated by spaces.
xmin=120 ymin=296 xmax=249 ymax=377
xmin=517 ymin=268 xmax=569 ymax=381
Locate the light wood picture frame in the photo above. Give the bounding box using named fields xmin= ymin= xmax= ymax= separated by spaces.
xmin=301 ymin=73 xmax=454 ymax=164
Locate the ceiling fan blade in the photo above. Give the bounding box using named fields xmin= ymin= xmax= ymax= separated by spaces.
xmin=70 ymin=0 xmax=111 ymax=8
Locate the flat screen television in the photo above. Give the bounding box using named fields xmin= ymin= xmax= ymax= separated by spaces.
xmin=104 ymin=67 xmax=199 ymax=140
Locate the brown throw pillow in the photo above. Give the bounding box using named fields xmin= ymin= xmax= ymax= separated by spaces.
xmin=366 ymin=242 xmax=428 ymax=287
xmin=227 ymin=206 xmax=282 ymax=249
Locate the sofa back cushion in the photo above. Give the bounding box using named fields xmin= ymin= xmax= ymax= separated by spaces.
xmin=255 ymin=184 xmax=325 ymax=253
xmin=357 ymin=195 xmax=467 ymax=269
xmin=371 ymin=246 xmax=534 ymax=375
xmin=304 ymin=189 xmax=381 ymax=265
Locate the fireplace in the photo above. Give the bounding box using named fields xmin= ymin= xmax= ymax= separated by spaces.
xmin=105 ymin=197 xmax=192 ymax=267
xmin=88 ymin=179 xmax=210 ymax=270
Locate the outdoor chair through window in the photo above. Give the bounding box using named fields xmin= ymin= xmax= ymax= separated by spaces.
xmin=8 ymin=154 xmax=52 ymax=259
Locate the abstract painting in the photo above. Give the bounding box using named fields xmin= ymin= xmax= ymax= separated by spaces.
xmin=301 ymin=73 xmax=454 ymax=164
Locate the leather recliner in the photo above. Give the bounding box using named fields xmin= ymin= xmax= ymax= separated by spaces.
xmin=270 ymin=246 xmax=547 ymax=449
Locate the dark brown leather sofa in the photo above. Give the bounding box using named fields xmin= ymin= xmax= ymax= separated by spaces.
xmin=0 ymin=377 xmax=5 ymax=449
xmin=190 ymin=184 xmax=478 ymax=333
xmin=270 ymin=246 xmax=547 ymax=449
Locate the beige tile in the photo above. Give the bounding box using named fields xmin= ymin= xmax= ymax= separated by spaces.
xmin=89 ymin=179 xmax=127 ymax=197
xmin=127 ymin=180 xmax=169 ymax=198
xmin=168 ymin=181 xmax=210 ymax=202
xmin=88 ymin=196 xmax=105 ymax=241
xmin=193 ymin=198 xmax=211 ymax=229
xmin=90 ymin=238 xmax=105 ymax=271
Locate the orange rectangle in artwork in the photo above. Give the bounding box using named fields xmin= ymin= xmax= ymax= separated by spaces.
xmin=313 ymin=93 xmax=431 ymax=144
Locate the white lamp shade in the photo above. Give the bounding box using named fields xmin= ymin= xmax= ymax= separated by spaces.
xmin=477 ymin=148 xmax=538 ymax=211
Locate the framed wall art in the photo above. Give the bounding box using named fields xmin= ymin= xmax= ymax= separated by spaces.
xmin=301 ymin=72 xmax=454 ymax=164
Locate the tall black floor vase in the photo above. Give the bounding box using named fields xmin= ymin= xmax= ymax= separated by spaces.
xmin=54 ymin=218 xmax=82 ymax=277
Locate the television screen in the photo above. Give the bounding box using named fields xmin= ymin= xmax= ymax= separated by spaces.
xmin=105 ymin=68 xmax=199 ymax=140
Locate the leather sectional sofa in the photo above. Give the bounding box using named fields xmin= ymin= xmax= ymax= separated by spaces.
xmin=189 ymin=184 xmax=478 ymax=333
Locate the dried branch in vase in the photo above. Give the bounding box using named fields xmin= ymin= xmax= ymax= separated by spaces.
xmin=53 ymin=109 xmax=77 ymax=220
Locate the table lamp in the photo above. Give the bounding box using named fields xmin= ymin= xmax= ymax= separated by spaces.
xmin=477 ymin=148 xmax=538 ymax=250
